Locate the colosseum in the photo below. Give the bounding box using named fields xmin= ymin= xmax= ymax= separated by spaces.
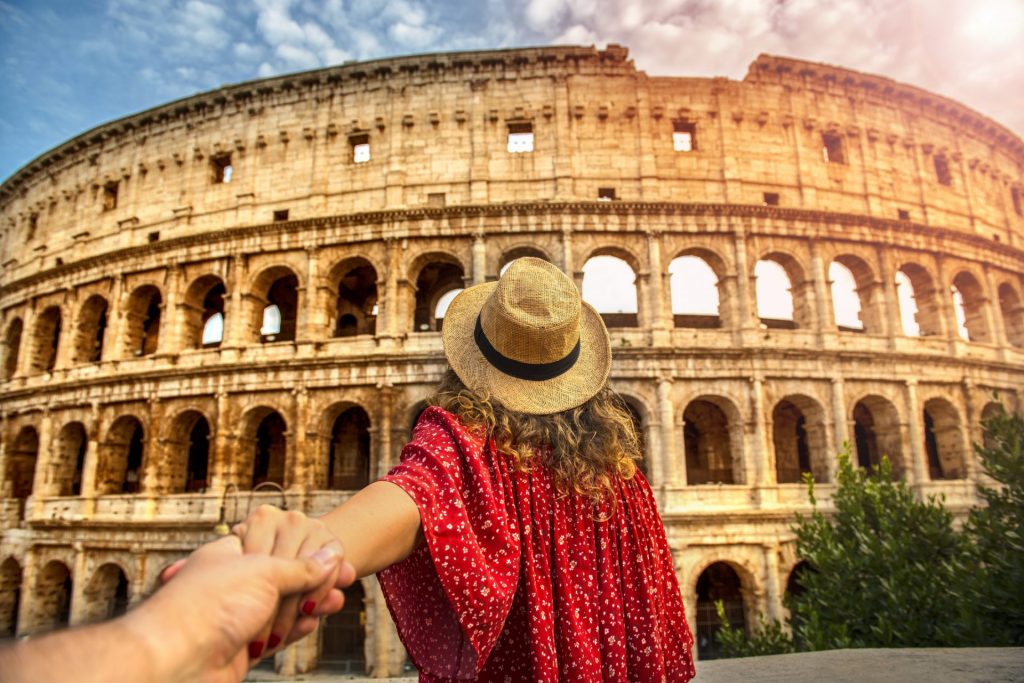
xmin=0 ymin=44 xmax=1022 ymax=675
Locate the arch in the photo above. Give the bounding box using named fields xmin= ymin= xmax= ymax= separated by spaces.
xmin=166 ymin=410 xmax=212 ymax=493
xmin=31 ymin=305 xmax=62 ymax=373
xmin=7 ymin=426 xmax=39 ymax=499
xmin=582 ymin=254 xmax=638 ymax=327
xmin=252 ymin=266 xmax=299 ymax=343
xmin=772 ymin=395 xmax=829 ymax=483
xmin=81 ymin=563 xmax=130 ymax=624
xmin=412 ymin=256 xmax=464 ymax=333
xmin=97 ymin=415 xmax=145 ymax=495
xmin=755 ymin=253 xmax=812 ymax=329
xmin=2 ymin=317 xmax=23 ymax=380
xmin=695 ymin=561 xmax=747 ymax=661
xmin=922 ymin=398 xmax=966 ymax=480
xmin=0 ymin=557 xmax=21 ymax=638
xmin=997 ymin=283 xmax=1024 ymax=347
xmin=499 ymin=246 xmax=552 ymax=276
xmin=830 ymin=255 xmax=883 ymax=333
xmin=319 ymin=579 xmax=366 ymax=672
xmin=329 ymin=258 xmax=378 ymax=338
xmin=124 ymin=285 xmax=163 ymax=357
xmin=328 ymin=406 xmax=371 ymax=490
xmin=951 ymin=271 xmax=991 ymax=343
xmin=34 ymin=560 xmax=72 ymax=633
xmin=241 ymin=408 xmax=287 ymax=488
xmin=54 ymin=422 xmax=88 ymax=496
xmin=852 ymin=396 xmax=904 ymax=480
xmin=183 ymin=275 xmax=226 ymax=349
xmin=684 ymin=397 xmax=741 ymax=485
xmin=619 ymin=394 xmax=649 ymax=479
xmin=73 ymin=294 xmax=109 ymax=363
xmin=896 ymin=264 xmax=943 ymax=337
xmin=669 ymin=254 xmax=721 ymax=328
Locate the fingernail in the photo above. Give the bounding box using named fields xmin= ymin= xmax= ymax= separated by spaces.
xmin=249 ymin=641 xmax=264 ymax=659
xmin=309 ymin=548 xmax=338 ymax=567
xmin=301 ymin=600 xmax=317 ymax=615
xmin=268 ymin=634 xmax=282 ymax=650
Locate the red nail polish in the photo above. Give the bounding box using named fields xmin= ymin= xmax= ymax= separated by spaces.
xmin=268 ymin=634 xmax=282 ymax=650
xmin=249 ymin=641 xmax=264 ymax=659
xmin=301 ymin=600 xmax=317 ymax=615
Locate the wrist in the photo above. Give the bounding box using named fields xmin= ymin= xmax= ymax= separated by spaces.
xmin=120 ymin=594 xmax=195 ymax=683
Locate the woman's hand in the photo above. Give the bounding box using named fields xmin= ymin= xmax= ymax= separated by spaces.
xmin=230 ymin=505 xmax=356 ymax=660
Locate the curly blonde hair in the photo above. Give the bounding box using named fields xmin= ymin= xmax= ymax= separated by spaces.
xmin=430 ymin=369 xmax=641 ymax=503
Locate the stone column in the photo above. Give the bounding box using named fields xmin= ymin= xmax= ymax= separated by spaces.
xmin=471 ymin=233 xmax=487 ymax=285
xmin=30 ymin=409 xmax=54 ymax=504
xmin=877 ymin=246 xmax=900 ymax=346
xmin=300 ymin=246 xmax=321 ymax=341
xmin=732 ymin=228 xmax=754 ymax=334
xmin=657 ymin=378 xmax=678 ymax=488
xmin=647 ymin=232 xmax=670 ymax=343
xmin=225 ymin=255 xmax=247 ymax=348
xmin=161 ymin=265 xmax=184 ymax=353
xmin=960 ymin=380 xmax=980 ymax=481
xmin=15 ymin=306 xmax=35 ymax=378
xmin=904 ymin=380 xmax=926 ymax=486
xmin=105 ymin=275 xmax=127 ymax=361
xmin=383 ymin=239 xmax=402 ymax=339
xmin=830 ymin=377 xmax=847 ymax=479
xmin=210 ymin=392 xmax=232 ymax=490
xmin=751 ymin=377 xmax=770 ymax=486
xmin=15 ymin=550 xmax=38 ymax=635
xmin=79 ymin=402 xmax=102 ymax=506
xmin=288 ymin=388 xmax=309 ymax=490
xmin=374 ymin=385 xmax=394 ymax=477
xmin=810 ymin=241 xmax=832 ymax=340
xmin=984 ymin=265 xmax=1009 ymax=357
xmin=129 ymin=549 xmax=147 ymax=607
xmin=561 ymin=228 xmax=574 ymax=285
xmin=764 ymin=543 xmax=783 ymax=623
xmin=68 ymin=544 xmax=88 ymax=626
xmin=140 ymin=398 xmax=163 ymax=496
xmin=53 ymin=298 xmax=75 ymax=370
xmin=0 ymin=411 xmax=8 ymax=498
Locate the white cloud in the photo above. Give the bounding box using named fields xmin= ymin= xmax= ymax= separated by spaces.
xmin=233 ymin=42 xmax=262 ymax=60
xmin=389 ymin=20 xmax=441 ymax=47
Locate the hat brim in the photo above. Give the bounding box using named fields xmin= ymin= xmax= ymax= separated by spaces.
xmin=442 ymin=282 xmax=612 ymax=415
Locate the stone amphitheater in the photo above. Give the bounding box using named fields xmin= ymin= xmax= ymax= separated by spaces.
xmin=0 ymin=44 xmax=1022 ymax=676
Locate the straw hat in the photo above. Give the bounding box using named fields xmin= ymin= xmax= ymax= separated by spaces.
xmin=442 ymin=257 xmax=611 ymax=415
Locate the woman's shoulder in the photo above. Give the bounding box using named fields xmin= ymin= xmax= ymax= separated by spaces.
xmin=412 ymin=406 xmax=483 ymax=453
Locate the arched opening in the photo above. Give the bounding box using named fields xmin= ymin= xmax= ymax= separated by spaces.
xmin=669 ymin=255 xmax=721 ymax=328
xmin=922 ymin=398 xmax=966 ymax=480
xmin=7 ymin=427 xmax=39 ymax=500
xmin=0 ymin=558 xmax=21 ymax=639
xmin=852 ymin=396 xmax=904 ymax=479
xmin=499 ymin=247 xmax=550 ymax=277
xmin=82 ymin=564 xmax=130 ymax=624
xmin=773 ymin=396 xmax=828 ymax=483
xmin=998 ymin=283 xmax=1024 ymax=347
xmin=331 ymin=260 xmax=378 ymax=338
xmin=319 ymin=580 xmax=366 ymax=673
xmin=73 ymin=295 xmax=109 ymax=364
xmin=2 ymin=318 xmax=23 ymax=380
xmin=684 ymin=398 xmax=736 ymax=485
xmin=897 ymin=264 xmax=943 ymax=337
xmin=124 ymin=285 xmax=162 ymax=357
xmin=696 ymin=562 xmax=746 ymax=661
xmin=328 ymin=407 xmax=371 ymax=490
xmin=754 ymin=257 xmax=799 ymax=329
xmin=621 ymin=397 xmax=648 ymax=479
xmin=97 ymin=416 xmax=145 ymax=495
xmin=951 ymin=271 xmax=991 ymax=343
xmin=255 ymin=270 xmax=299 ymax=343
xmin=55 ymin=422 xmax=87 ymax=496
xmin=31 ymin=306 xmax=62 ymax=373
xmin=829 ymin=261 xmax=864 ymax=332
xmin=35 ymin=560 xmax=72 ymax=633
xmin=413 ymin=259 xmax=464 ymax=332
xmin=183 ymin=276 xmax=226 ymax=349
xmin=246 ymin=410 xmax=287 ymax=488
xmin=165 ymin=411 xmax=211 ymax=494
xmin=582 ymin=255 xmax=638 ymax=327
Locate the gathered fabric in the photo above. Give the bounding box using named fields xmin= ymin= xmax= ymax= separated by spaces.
xmin=378 ymin=406 xmax=696 ymax=682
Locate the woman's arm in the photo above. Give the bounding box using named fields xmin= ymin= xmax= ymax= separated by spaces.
xmin=320 ymin=480 xmax=424 ymax=578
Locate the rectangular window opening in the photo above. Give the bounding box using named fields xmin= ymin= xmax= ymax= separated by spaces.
xmin=507 ymin=122 xmax=534 ymax=153
xmin=762 ymin=192 xmax=780 ymax=206
xmin=1011 ymin=187 xmax=1021 ymax=216
xmin=673 ymin=120 xmax=697 ymax=152
xmin=427 ymin=192 xmax=446 ymax=207
xmin=273 ymin=209 xmax=290 ymax=222
xmin=102 ymin=182 xmax=119 ymax=211
xmin=821 ymin=132 xmax=845 ymax=164
xmin=597 ymin=188 xmax=617 ymax=201
xmin=898 ymin=209 xmax=911 ymax=221
xmin=934 ymin=155 xmax=952 ymax=186
xmin=212 ymin=154 xmax=233 ymax=183
xmin=350 ymin=134 xmax=370 ymax=164
xmin=28 ymin=213 xmax=39 ymax=239
xmin=147 ymin=231 xmax=160 ymax=243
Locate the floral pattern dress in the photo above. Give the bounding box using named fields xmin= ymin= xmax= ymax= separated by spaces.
xmin=378 ymin=406 xmax=696 ymax=682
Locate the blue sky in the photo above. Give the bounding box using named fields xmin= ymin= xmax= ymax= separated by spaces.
xmin=2 ymin=0 xmax=1023 ymax=182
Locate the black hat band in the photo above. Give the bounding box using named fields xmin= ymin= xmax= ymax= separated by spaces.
xmin=474 ymin=316 xmax=581 ymax=382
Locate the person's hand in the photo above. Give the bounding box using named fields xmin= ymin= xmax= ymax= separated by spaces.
xmin=230 ymin=505 xmax=355 ymax=660
xmin=130 ymin=535 xmax=345 ymax=683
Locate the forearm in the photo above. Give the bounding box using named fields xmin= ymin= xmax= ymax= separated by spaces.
xmin=320 ymin=480 xmax=423 ymax=578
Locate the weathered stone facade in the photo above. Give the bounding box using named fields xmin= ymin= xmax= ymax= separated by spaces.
xmin=1 ymin=45 xmax=1022 ymax=673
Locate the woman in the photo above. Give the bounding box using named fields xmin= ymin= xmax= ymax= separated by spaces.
xmin=235 ymin=258 xmax=696 ymax=681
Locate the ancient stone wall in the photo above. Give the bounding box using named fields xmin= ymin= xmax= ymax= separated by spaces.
xmin=1 ymin=45 xmax=1022 ymax=672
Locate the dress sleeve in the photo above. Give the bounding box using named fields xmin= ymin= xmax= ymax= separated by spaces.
xmin=377 ymin=407 xmax=521 ymax=679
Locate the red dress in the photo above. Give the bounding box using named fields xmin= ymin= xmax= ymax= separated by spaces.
xmin=379 ymin=406 xmax=696 ymax=682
